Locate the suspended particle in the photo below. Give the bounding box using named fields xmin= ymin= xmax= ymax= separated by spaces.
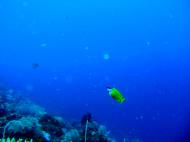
xmin=85 ymin=46 xmax=89 ymax=50
xmin=103 ymin=53 xmax=110 ymax=60
xmin=146 ymin=41 xmax=151 ymax=46
xmin=41 ymin=43 xmax=48 ymax=48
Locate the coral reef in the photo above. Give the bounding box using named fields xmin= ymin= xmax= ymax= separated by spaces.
xmin=0 ymin=88 xmax=116 ymax=142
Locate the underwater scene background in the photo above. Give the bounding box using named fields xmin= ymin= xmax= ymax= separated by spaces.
xmin=0 ymin=0 xmax=190 ymax=141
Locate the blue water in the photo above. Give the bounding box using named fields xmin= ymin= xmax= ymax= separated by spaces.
xmin=0 ymin=0 xmax=190 ymax=141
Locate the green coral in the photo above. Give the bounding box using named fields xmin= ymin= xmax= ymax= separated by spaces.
xmin=0 ymin=138 xmax=33 ymax=142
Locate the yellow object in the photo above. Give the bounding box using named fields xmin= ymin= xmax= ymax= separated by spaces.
xmin=107 ymin=87 xmax=126 ymax=103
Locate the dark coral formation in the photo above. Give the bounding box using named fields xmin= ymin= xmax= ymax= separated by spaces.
xmin=0 ymin=88 xmax=116 ymax=142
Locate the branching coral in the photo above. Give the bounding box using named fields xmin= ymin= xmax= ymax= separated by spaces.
xmin=63 ymin=129 xmax=80 ymax=142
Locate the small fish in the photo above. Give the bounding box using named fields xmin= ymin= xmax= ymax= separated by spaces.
xmin=32 ymin=63 xmax=39 ymax=69
xmin=107 ymin=87 xmax=126 ymax=103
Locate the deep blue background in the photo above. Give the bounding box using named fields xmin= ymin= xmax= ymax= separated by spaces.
xmin=0 ymin=0 xmax=190 ymax=141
